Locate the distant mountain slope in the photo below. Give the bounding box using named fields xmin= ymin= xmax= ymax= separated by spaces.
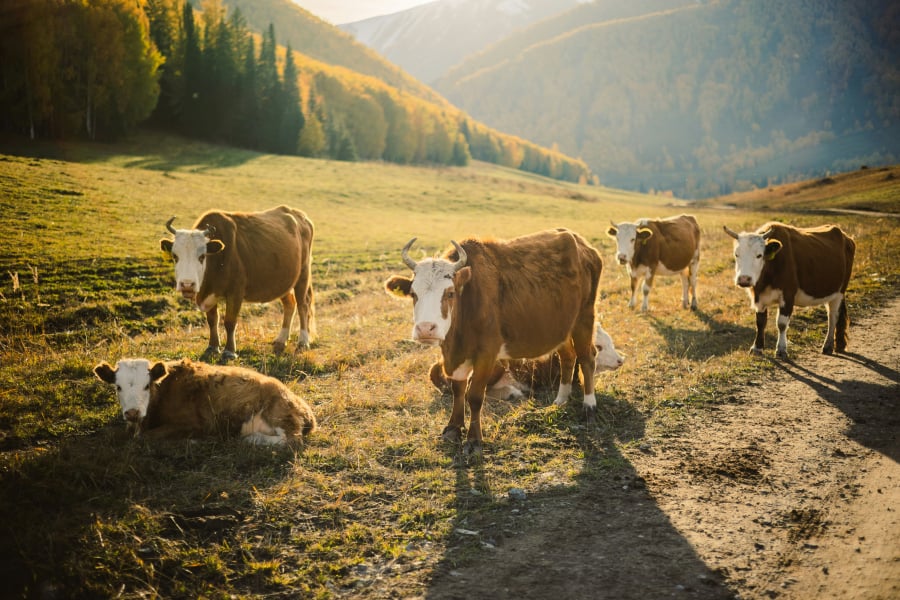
xmin=340 ymin=0 xmax=584 ymax=84
xmin=433 ymin=0 xmax=900 ymax=197
xmin=224 ymin=0 xmax=446 ymax=105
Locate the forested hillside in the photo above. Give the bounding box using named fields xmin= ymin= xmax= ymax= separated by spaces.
xmin=435 ymin=0 xmax=900 ymax=197
xmin=0 ymin=0 xmax=592 ymax=183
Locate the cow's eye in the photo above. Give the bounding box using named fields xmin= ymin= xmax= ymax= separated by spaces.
xmin=410 ymin=292 xmax=418 ymax=302
xmin=144 ymin=384 xmax=150 ymax=390
xmin=172 ymin=254 xmax=179 ymax=263
xmin=756 ymin=254 xmax=763 ymax=259
xmin=116 ymin=385 xmax=122 ymax=391
xmin=596 ymin=345 xmax=604 ymax=352
xmin=446 ymin=290 xmax=455 ymax=299
xmin=198 ymin=255 xmax=205 ymax=264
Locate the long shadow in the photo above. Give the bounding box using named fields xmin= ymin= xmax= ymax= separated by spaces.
xmin=770 ymin=354 xmax=900 ymax=461
xmin=0 ymin=426 xmax=298 ymax=598
xmin=649 ymin=308 xmax=756 ymax=360
xmin=425 ymin=392 xmax=734 ymax=599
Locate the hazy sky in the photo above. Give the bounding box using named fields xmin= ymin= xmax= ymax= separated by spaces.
xmin=291 ymin=0 xmax=435 ymax=24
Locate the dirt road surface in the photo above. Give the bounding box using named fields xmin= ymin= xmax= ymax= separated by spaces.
xmin=426 ymin=297 xmax=899 ymax=599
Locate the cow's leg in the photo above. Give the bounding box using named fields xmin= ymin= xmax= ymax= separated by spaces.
xmin=203 ymin=306 xmax=221 ymax=360
xmin=463 ymin=361 xmax=494 ymax=456
xmin=552 ymin=340 xmax=577 ymax=407
xmin=627 ymin=274 xmax=639 ymax=309
xmin=572 ymin=319 xmax=599 ymax=423
xmin=835 ymin=297 xmax=849 ymax=353
xmin=294 ymin=272 xmax=315 ymax=349
xmin=688 ymin=249 xmax=700 ymax=310
xmin=641 ymin=272 xmax=654 ymax=312
xmin=274 ymin=292 xmax=296 ymax=355
xmin=751 ymin=309 xmax=767 ymax=355
xmin=221 ymin=298 xmax=243 ymax=362
xmin=775 ymin=303 xmax=793 ymax=359
xmin=443 ymin=361 xmax=472 ymax=443
xmin=822 ymin=294 xmax=843 ymax=354
xmin=680 ymin=270 xmax=691 ymax=309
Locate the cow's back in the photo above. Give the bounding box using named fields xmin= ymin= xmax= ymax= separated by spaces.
xmin=763 ymin=223 xmax=854 ymax=298
xmin=452 ymin=229 xmax=600 ymax=357
xmin=638 ymin=214 xmax=700 ymax=270
xmin=196 ymin=206 xmax=312 ymax=303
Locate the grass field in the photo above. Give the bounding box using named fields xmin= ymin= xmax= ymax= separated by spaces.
xmin=1 ymin=133 xmax=898 ymax=598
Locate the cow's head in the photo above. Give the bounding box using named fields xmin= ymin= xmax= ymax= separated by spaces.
xmin=606 ymin=221 xmax=653 ymax=265
xmin=94 ymin=358 xmax=169 ymax=424
xmin=724 ymin=226 xmax=783 ymax=288
xmin=160 ymin=217 xmax=224 ymax=310
xmin=384 ymin=238 xmax=470 ymax=346
xmin=594 ymin=322 xmax=626 ymax=372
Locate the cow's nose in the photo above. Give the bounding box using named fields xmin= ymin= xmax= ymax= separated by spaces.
xmin=414 ymin=322 xmax=439 ymax=340
xmin=179 ymin=281 xmax=196 ymax=291
xmin=736 ymin=275 xmax=752 ymax=287
xmin=123 ymin=408 xmax=140 ymax=422
xmin=617 ymin=254 xmax=627 ymax=264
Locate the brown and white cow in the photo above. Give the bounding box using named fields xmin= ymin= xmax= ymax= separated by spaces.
xmin=607 ymin=214 xmax=700 ymax=311
xmin=160 ymin=205 xmax=315 ymax=361
xmin=384 ymin=228 xmax=602 ymax=454
xmin=428 ymin=321 xmax=625 ymax=400
xmin=724 ymin=222 xmax=855 ymax=359
xmin=94 ymin=358 xmax=317 ymax=445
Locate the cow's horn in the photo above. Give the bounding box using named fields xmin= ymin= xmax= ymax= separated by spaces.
xmin=723 ymin=225 xmax=739 ymax=239
xmin=760 ymin=228 xmax=774 ymax=239
xmin=401 ymin=238 xmax=418 ymax=270
xmin=165 ymin=216 xmax=177 ymax=234
xmin=203 ymin=224 xmax=216 ymax=238
xmin=451 ymin=240 xmax=467 ymax=272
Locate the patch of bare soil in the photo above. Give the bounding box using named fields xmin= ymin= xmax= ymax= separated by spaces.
xmin=425 ymin=297 xmax=900 ymax=600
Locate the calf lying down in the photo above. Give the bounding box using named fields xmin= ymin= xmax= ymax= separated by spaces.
xmin=94 ymin=358 xmax=316 ymax=445
xmin=430 ymin=323 xmax=625 ymax=401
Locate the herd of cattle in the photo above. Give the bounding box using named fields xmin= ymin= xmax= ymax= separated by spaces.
xmin=94 ymin=205 xmax=856 ymax=453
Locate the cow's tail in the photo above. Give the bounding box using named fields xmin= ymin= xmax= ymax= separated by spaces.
xmin=835 ymin=297 xmax=849 ymax=352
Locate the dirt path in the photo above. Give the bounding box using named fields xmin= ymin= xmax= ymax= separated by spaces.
xmin=426 ymin=297 xmax=900 ymax=599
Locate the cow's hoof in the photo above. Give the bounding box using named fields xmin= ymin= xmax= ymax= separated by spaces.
xmin=462 ymin=440 xmax=483 ymax=458
xmin=584 ymin=404 xmax=597 ymax=424
xmin=220 ymin=350 xmax=238 ymax=362
xmin=835 ymin=343 xmax=847 ymax=353
xmin=441 ymin=426 xmax=462 ymax=444
xmin=200 ymin=346 xmax=220 ymax=362
xmin=822 ymin=344 xmax=834 ymax=355
xmin=775 ymin=350 xmax=788 ymax=360
xmin=749 ymin=347 xmax=764 ymax=356
xmin=273 ymin=341 xmax=286 ymax=355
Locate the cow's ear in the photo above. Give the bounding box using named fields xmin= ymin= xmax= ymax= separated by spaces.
xmin=384 ymin=275 xmax=413 ymax=298
xmin=637 ymin=227 xmax=653 ymax=244
xmin=455 ymin=266 xmax=472 ymax=289
xmin=206 ymin=240 xmax=225 ymax=254
xmin=606 ymin=226 xmax=618 ymax=238
xmin=764 ymin=239 xmax=782 ymax=260
xmin=149 ymin=361 xmax=169 ymax=382
xmin=94 ymin=362 xmax=117 ymax=384
xmin=160 ymin=239 xmax=173 ymax=254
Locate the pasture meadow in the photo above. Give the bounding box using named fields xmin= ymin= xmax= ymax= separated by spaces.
xmin=1 ymin=133 xmax=898 ymax=597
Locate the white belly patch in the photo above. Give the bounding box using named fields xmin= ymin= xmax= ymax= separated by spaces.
xmin=795 ymin=289 xmax=841 ymax=307
xmin=752 ymin=287 xmax=783 ymax=311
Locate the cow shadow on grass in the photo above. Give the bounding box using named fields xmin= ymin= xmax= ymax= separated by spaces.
xmin=648 ymin=308 xmax=755 ymax=360
xmin=0 ymin=425 xmax=301 ymax=598
xmin=770 ymin=354 xmax=900 ymax=462
xmin=425 ymin=390 xmax=735 ymax=599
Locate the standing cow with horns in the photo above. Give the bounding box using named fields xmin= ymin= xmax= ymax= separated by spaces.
xmin=160 ymin=205 xmax=315 ymax=361
xmin=385 ymin=228 xmax=603 ymax=455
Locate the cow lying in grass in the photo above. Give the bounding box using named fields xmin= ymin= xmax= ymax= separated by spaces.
xmin=94 ymin=358 xmax=316 ymax=445
xmin=429 ymin=322 xmax=625 ymax=402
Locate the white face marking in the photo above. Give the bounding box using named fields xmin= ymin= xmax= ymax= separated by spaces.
xmin=109 ymin=359 xmax=155 ymax=422
xmin=168 ymin=229 xmax=212 ymax=302
xmin=611 ymin=222 xmax=639 ymax=265
xmin=594 ymin=324 xmax=625 ymax=371
xmin=732 ymin=233 xmax=768 ymax=288
xmin=409 ymin=258 xmax=459 ymax=344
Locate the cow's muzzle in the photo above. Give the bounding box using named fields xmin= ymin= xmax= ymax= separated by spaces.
xmin=413 ymin=322 xmax=443 ymax=346
xmin=617 ymin=255 xmax=628 ymax=265
xmin=123 ymin=408 xmax=141 ymax=423
xmin=736 ymin=275 xmax=753 ymax=288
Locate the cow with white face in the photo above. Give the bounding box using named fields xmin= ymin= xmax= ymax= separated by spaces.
xmin=160 ymin=206 xmax=315 ymax=361
xmin=385 ymin=228 xmax=603 ymax=455
xmin=724 ymin=222 xmax=855 ymax=358
xmin=607 ymin=214 xmax=700 ymax=311
xmin=95 ymin=358 xmax=165 ymax=428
